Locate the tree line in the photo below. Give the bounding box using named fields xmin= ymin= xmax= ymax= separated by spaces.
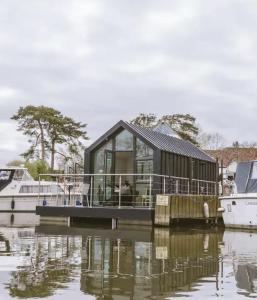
xmin=10 ymin=106 xmax=245 ymax=178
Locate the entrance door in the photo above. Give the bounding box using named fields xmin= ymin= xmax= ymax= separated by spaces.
xmin=104 ymin=150 xmax=115 ymax=204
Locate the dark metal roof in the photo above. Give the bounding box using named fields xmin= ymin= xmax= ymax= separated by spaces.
xmin=126 ymin=122 xmax=215 ymax=162
xmin=86 ymin=120 xmax=215 ymax=163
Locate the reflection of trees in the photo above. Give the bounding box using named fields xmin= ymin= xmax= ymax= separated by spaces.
xmin=80 ymin=229 xmax=223 ymax=299
xmin=2 ymin=227 xmax=224 ymax=299
xmin=8 ymin=236 xmax=81 ymax=298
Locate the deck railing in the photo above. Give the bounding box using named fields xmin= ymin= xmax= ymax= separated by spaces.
xmin=38 ymin=173 xmax=217 ymax=209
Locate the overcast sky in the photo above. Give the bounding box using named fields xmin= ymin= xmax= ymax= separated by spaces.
xmin=1 ymin=0 xmax=257 ymax=165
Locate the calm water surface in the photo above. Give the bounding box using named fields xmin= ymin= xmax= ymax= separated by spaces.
xmin=0 ymin=214 xmax=257 ymax=299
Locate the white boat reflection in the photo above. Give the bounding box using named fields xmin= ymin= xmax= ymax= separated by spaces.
xmin=221 ymin=230 xmax=257 ymax=297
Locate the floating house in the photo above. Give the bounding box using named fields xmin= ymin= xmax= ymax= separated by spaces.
xmin=84 ymin=120 xmax=217 ymax=207
xmin=36 ymin=120 xmax=219 ymax=226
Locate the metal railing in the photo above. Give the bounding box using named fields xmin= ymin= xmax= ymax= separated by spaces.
xmin=38 ymin=173 xmax=217 ymax=209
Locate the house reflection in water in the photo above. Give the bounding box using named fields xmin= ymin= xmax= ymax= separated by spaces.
xmin=3 ymin=226 xmax=223 ymax=299
xmin=80 ymin=229 xmax=222 ymax=299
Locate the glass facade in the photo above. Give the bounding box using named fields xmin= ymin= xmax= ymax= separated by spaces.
xmin=93 ymin=141 xmax=112 ymax=205
xmin=115 ymin=130 xmax=133 ymax=151
xmin=92 ymin=130 xmax=154 ymax=206
xmin=136 ymin=139 xmax=153 ymax=158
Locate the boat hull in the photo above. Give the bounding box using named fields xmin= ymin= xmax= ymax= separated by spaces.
xmin=220 ymin=195 xmax=257 ymax=229
xmin=0 ymin=194 xmax=82 ymax=212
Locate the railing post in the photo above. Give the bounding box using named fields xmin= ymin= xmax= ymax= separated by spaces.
xmin=119 ymin=175 xmax=121 ymax=208
xmin=163 ymin=177 xmax=166 ymax=194
xmin=90 ymin=176 xmax=93 ymax=208
xmin=149 ymin=175 xmax=152 ymax=208
xmin=187 ymin=179 xmax=190 ymax=195
xmin=206 ymin=182 xmax=209 ymax=195
xmin=197 ymin=180 xmax=200 ymax=195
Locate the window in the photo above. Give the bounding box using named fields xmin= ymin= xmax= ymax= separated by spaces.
xmin=136 ymin=160 xmax=153 ymax=181
xmin=0 ymin=170 xmax=11 ymax=181
xmin=13 ymin=170 xmax=24 ymax=181
xmin=115 ymin=130 xmax=133 ymax=151
xmin=19 ymin=185 xmax=62 ymax=193
xmin=136 ymin=139 xmax=153 ymax=158
xmin=251 ymin=162 xmax=257 ymax=179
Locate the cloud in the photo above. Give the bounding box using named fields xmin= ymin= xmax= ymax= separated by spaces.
xmin=1 ymin=0 xmax=257 ymax=164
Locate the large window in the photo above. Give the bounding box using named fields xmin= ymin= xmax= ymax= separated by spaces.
xmin=135 ymin=139 xmax=153 ymax=181
xmin=136 ymin=160 xmax=153 ymax=180
xmin=136 ymin=139 xmax=153 ymax=158
xmin=115 ymin=130 xmax=133 ymax=151
xmin=19 ymin=185 xmax=63 ymax=193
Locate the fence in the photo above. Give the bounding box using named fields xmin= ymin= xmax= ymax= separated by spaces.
xmin=38 ymin=173 xmax=217 ymax=209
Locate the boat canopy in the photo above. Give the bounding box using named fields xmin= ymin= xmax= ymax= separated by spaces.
xmin=235 ymin=161 xmax=257 ymax=193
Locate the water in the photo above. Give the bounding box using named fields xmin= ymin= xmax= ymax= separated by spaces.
xmin=0 ymin=215 xmax=257 ymax=299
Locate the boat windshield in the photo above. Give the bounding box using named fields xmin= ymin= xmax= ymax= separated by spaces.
xmin=0 ymin=170 xmax=12 ymax=181
xmin=13 ymin=169 xmax=24 ymax=181
xmin=13 ymin=169 xmax=33 ymax=181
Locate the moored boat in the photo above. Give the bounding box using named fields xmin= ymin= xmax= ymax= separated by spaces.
xmin=0 ymin=167 xmax=82 ymax=212
xmin=219 ymin=161 xmax=257 ymax=229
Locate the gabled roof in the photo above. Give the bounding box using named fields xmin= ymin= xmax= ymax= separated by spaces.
xmin=86 ymin=120 xmax=215 ymax=163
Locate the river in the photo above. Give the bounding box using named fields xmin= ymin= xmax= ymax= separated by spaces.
xmin=0 ymin=213 xmax=256 ymax=299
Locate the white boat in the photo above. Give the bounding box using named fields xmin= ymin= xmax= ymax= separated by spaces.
xmin=219 ymin=160 xmax=257 ymax=229
xmin=0 ymin=166 xmax=83 ymax=212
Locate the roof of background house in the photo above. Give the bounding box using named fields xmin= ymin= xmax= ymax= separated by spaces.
xmin=86 ymin=120 xmax=215 ymax=162
xmin=152 ymin=122 xmax=179 ymax=137
xmin=205 ymin=147 xmax=257 ymax=166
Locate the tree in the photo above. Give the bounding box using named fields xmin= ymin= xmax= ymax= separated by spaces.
xmin=130 ymin=113 xmax=157 ymax=128
xmin=46 ymin=115 xmax=88 ymax=170
xmin=11 ymin=106 xmax=50 ymax=161
xmin=130 ymin=113 xmax=199 ymax=145
xmin=198 ymin=131 xmax=226 ymax=150
xmin=161 ymin=114 xmax=199 ymax=145
xmin=12 ymin=105 xmax=89 ymax=170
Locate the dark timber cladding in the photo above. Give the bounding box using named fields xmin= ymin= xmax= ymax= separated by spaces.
xmin=84 ymin=120 xmax=217 ymax=197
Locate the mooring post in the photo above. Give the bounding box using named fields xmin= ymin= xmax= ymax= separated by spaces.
xmin=118 ymin=175 xmax=121 ymax=208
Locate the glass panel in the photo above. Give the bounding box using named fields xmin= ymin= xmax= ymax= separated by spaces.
xmin=115 ymin=130 xmax=133 ymax=151
xmin=93 ymin=141 xmax=112 ymax=205
xmin=105 ymin=151 xmax=114 ymax=202
xmin=135 ymin=183 xmax=150 ymax=207
xmin=136 ymin=160 xmax=153 ymax=181
xmin=251 ymin=162 xmax=257 ymax=179
xmin=136 ymin=139 xmax=153 ymax=158
xmin=13 ymin=170 xmax=24 ymax=181
xmin=0 ymin=170 xmax=11 ymax=181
